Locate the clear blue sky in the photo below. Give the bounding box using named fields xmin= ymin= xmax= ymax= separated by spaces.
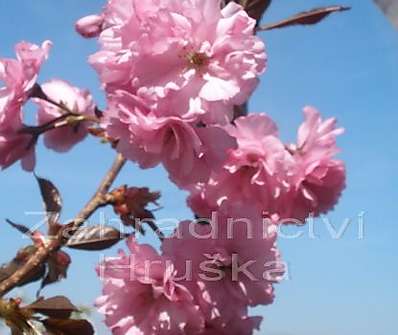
xmin=0 ymin=1 xmax=397 ymax=334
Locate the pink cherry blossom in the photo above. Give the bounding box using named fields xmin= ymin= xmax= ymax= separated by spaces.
xmin=105 ymin=91 xmax=236 ymax=187
xmin=187 ymin=109 xmax=346 ymax=222
xmin=0 ymin=40 xmax=51 ymax=170
xmin=87 ymin=0 xmax=266 ymax=124
xmin=187 ymin=114 xmax=292 ymax=218
xmin=75 ymin=0 xmax=134 ymax=39
xmin=285 ymin=106 xmax=346 ymax=220
xmin=0 ymin=108 xmax=35 ymax=171
xmin=0 ymin=41 xmax=52 ymax=111
xmin=96 ymin=237 xmax=204 ymax=335
xmin=162 ymin=203 xmax=283 ymax=330
xmin=187 ymin=182 xmax=218 ymax=218
xmin=34 ymin=79 xmax=95 ymax=152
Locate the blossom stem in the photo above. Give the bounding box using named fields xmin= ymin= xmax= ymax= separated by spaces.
xmin=0 ymin=153 xmax=127 ymax=297
xmin=19 ymin=112 xmax=96 ymax=150
xmin=21 ymin=85 xmax=102 ymax=149
xmin=29 ymin=82 xmax=101 ymax=122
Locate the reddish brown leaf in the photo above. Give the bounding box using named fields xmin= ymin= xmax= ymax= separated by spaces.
xmin=257 ymin=5 xmax=350 ymax=31
xmin=43 ymin=318 xmax=94 ymax=335
xmin=35 ymin=175 xmax=63 ymax=230
xmin=6 ymin=219 xmax=31 ymax=236
xmin=67 ymin=225 xmax=128 ymax=251
xmin=0 ymin=246 xmax=46 ymax=286
xmin=25 ymin=296 xmax=78 ymax=319
xmin=112 ymin=186 xmax=160 ymax=216
xmin=38 ymin=251 xmax=71 ymax=295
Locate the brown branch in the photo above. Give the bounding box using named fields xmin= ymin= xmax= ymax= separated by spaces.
xmin=0 ymin=154 xmax=126 ymax=297
xmin=70 ymin=154 xmax=126 ymax=232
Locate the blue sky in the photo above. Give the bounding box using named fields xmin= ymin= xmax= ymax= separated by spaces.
xmin=0 ymin=1 xmax=397 ymax=334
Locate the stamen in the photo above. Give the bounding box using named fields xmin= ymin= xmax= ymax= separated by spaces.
xmin=186 ymin=51 xmax=208 ymax=68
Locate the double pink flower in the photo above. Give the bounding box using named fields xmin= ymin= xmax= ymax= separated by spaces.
xmin=0 ymin=41 xmax=51 ymax=170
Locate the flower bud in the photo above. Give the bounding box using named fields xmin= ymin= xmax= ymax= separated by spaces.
xmin=55 ymin=251 xmax=71 ymax=267
xmin=111 ymin=186 xmax=160 ymax=223
xmin=75 ymin=14 xmax=104 ymax=38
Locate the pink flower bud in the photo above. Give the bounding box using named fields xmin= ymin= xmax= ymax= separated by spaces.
xmin=75 ymin=14 xmax=104 ymax=38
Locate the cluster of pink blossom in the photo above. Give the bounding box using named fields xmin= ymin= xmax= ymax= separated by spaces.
xmin=0 ymin=41 xmax=51 ymax=170
xmin=0 ymin=42 xmax=96 ymax=171
xmin=188 ymin=107 xmax=346 ymax=222
xmin=77 ymin=0 xmax=265 ymax=186
xmin=73 ymin=0 xmax=348 ymax=333
xmin=97 ymin=203 xmax=282 ymax=335
xmin=0 ymin=0 xmax=347 ymax=333
xmin=73 ymin=0 xmax=347 ymax=334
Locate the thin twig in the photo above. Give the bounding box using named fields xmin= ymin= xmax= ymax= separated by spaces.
xmin=146 ymin=220 xmax=165 ymax=241
xmin=0 ymin=154 xmax=126 ymax=297
xmin=24 ymin=82 xmax=100 ymax=140
xmin=66 ymin=153 xmax=127 ymax=235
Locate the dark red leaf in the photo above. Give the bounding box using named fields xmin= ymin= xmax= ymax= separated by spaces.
xmin=0 ymin=246 xmax=46 ymax=286
xmin=25 ymin=296 xmax=78 ymax=319
xmin=6 ymin=219 xmax=31 ymax=236
xmin=35 ymin=175 xmax=63 ymax=230
xmin=43 ymin=318 xmax=95 ymax=335
xmin=257 ymin=5 xmax=350 ymax=31
xmin=38 ymin=251 xmax=71 ymax=295
xmin=67 ymin=225 xmax=128 ymax=251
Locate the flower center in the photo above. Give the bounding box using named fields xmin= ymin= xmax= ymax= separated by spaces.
xmin=186 ymin=51 xmax=208 ymax=69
